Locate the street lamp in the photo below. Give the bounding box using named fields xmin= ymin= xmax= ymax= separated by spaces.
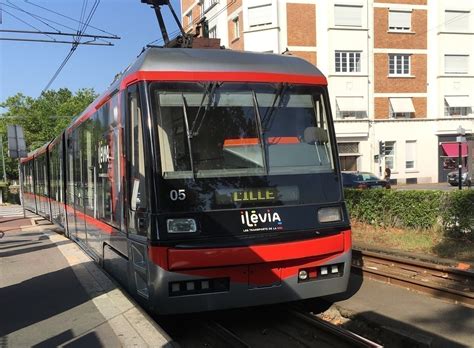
xmin=456 ymin=126 xmax=466 ymax=190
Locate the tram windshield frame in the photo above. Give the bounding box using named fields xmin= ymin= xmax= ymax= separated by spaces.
xmin=150 ymin=82 xmax=336 ymax=180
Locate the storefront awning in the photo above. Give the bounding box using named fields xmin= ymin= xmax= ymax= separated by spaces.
xmin=441 ymin=143 xmax=468 ymax=157
xmin=336 ymin=97 xmax=366 ymax=112
xmin=444 ymin=96 xmax=471 ymax=108
xmin=389 ymin=98 xmax=415 ymax=113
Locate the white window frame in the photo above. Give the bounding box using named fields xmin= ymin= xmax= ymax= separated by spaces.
xmin=444 ymin=98 xmax=472 ymax=116
xmin=186 ymin=11 xmax=193 ymax=27
xmin=334 ymin=4 xmax=362 ymax=27
xmin=209 ymin=26 xmax=217 ymax=38
xmin=390 ymin=111 xmax=412 ymax=118
xmin=405 ymin=140 xmax=416 ymax=170
xmin=336 ymin=109 xmax=366 ymax=119
xmin=385 ymin=141 xmax=396 ymax=170
xmin=444 ymin=55 xmax=469 ymax=74
xmin=388 ymin=10 xmax=411 ymax=32
xmin=199 ymin=0 xmax=204 ymax=18
xmin=233 ymin=16 xmax=240 ymax=39
xmin=203 ymin=0 xmax=219 ymax=13
xmin=445 ymin=10 xmax=470 ymax=32
xmin=335 ymin=51 xmax=361 ymax=73
xmin=389 ymin=54 xmax=410 ymax=76
xmin=335 ymin=97 xmax=366 ymax=119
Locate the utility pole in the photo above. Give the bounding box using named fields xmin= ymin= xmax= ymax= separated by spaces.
xmin=0 ymin=134 xmax=6 ymax=205
xmin=0 ymin=134 xmax=6 ymax=182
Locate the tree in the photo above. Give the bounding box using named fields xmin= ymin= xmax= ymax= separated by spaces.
xmin=0 ymin=88 xmax=97 ymax=180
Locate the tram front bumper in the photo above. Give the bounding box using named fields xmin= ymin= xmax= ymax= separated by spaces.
xmin=148 ymin=249 xmax=351 ymax=314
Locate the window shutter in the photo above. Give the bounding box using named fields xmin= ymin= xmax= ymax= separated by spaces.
xmin=248 ymin=4 xmax=272 ymax=27
xmin=334 ymin=5 xmax=362 ymax=27
xmin=389 ymin=11 xmax=411 ymax=29
xmin=445 ymin=55 xmax=469 ymax=74
xmin=405 ymin=141 xmax=416 ymax=169
xmin=445 ymin=10 xmax=470 ymax=31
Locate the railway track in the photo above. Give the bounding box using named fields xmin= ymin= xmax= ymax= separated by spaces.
xmin=158 ymin=306 xmax=382 ymax=347
xmin=352 ymin=249 xmax=474 ymax=308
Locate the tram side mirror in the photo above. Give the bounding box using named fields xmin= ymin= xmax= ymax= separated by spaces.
xmin=304 ymin=127 xmax=328 ymax=144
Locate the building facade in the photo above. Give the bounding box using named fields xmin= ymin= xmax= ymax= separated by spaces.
xmin=181 ymin=0 xmax=474 ymax=183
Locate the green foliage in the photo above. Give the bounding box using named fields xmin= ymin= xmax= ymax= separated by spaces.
xmin=344 ymin=189 xmax=442 ymax=229
xmin=345 ymin=189 xmax=473 ymax=240
xmin=440 ymin=190 xmax=474 ymax=239
xmin=0 ymin=88 xmax=97 ymax=180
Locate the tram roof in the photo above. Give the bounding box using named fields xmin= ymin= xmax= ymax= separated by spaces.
xmin=125 ymin=48 xmax=325 ymax=78
xmin=21 ymin=48 xmax=328 ymax=164
xmin=66 ymin=48 xmax=327 ymax=135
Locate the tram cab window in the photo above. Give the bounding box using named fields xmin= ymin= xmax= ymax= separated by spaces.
xmin=152 ymin=83 xmax=334 ymax=179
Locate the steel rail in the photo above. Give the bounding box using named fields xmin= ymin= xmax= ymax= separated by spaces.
xmin=201 ymin=321 xmax=250 ymax=348
xmin=287 ymin=309 xmax=383 ymax=348
xmin=352 ymin=249 xmax=474 ymax=308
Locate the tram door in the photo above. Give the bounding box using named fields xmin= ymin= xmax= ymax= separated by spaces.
xmin=126 ymin=85 xmax=151 ymax=300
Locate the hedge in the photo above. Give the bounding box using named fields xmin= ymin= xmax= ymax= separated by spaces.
xmin=440 ymin=190 xmax=474 ymax=238
xmin=344 ymin=189 xmax=474 ymax=240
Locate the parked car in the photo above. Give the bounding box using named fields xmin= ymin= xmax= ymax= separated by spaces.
xmin=341 ymin=171 xmax=389 ymax=189
xmin=447 ymin=170 xmax=472 ymax=187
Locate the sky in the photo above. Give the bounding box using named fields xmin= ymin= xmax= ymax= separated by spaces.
xmin=0 ymin=0 xmax=182 ymax=102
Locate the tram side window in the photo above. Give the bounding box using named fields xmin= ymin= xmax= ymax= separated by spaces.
xmin=27 ymin=164 xmax=32 ymax=194
xmin=67 ymin=137 xmax=75 ymax=209
xmin=82 ymin=120 xmax=95 ymax=217
xmin=96 ymin=96 xmax=122 ymax=228
xmin=50 ymin=149 xmax=56 ymax=201
xmin=110 ymin=94 xmax=122 ymax=226
xmin=22 ymin=164 xmax=28 ymax=193
xmin=96 ymin=106 xmax=113 ymax=223
xmin=129 ymin=88 xmax=147 ymax=213
xmin=73 ymin=128 xmax=84 ymax=209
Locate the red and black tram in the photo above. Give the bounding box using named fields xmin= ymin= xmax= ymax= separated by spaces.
xmin=20 ymin=48 xmax=351 ymax=314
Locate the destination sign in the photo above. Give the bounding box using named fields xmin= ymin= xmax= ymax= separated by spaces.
xmin=215 ymin=186 xmax=299 ymax=205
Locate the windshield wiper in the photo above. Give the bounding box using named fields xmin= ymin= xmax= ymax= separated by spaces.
xmin=190 ymin=82 xmax=219 ymax=137
xmin=261 ymin=83 xmax=289 ymax=131
xmin=181 ymin=93 xmax=195 ymax=178
xmin=252 ymin=90 xmax=268 ymax=175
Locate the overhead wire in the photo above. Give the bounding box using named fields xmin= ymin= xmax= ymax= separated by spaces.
xmin=1 ymin=0 xmax=109 ymax=42
xmin=4 ymin=0 xmax=60 ymax=33
xmin=76 ymin=0 xmax=87 ymax=42
xmin=41 ymin=0 xmax=101 ymax=93
xmin=0 ymin=7 xmax=56 ymax=40
xmin=24 ymin=0 xmax=118 ymax=37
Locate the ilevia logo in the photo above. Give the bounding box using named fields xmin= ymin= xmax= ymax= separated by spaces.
xmin=240 ymin=209 xmax=284 ymax=233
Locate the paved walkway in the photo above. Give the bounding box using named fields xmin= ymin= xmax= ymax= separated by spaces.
xmin=0 ymin=206 xmax=172 ymax=347
xmin=0 ymin=205 xmax=36 ymax=219
xmin=325 ymin=273 xmax=474 ymax=347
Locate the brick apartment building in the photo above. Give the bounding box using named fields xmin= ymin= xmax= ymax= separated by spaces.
xmin=181 ymin=0 xmax=474 ymax=184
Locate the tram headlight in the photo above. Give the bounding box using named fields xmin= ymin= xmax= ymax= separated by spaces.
xmin=167 ymin=218 xmax=197 ymax=233
xmin=317 ymin=207 xmax=341 ymax=223
xmin=298 ymin=270 xmax=308 ymax=280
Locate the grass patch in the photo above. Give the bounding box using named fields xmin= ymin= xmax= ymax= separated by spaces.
xmin=351 ymin=220 xmax=474 ymax=265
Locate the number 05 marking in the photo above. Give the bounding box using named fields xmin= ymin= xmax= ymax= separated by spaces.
xmin=170 ymin=189 xmax=186 ymax=201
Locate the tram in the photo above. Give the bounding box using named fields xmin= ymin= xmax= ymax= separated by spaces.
xmin=20 ymin=47 xmax=352 ymax=314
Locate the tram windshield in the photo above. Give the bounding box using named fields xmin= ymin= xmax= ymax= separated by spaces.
xmin=151 ymin=83 xmax=335 ymax=180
